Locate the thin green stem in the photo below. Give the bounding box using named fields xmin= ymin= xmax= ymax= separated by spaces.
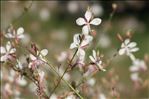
xmin=49 ymin=48 xmax=78 ymax=97
xmin=44 ymin=58 xmax=84 ymax=99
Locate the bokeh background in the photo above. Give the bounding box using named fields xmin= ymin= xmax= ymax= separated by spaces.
xmin=1 ymin=1 xmax=149 ymax=99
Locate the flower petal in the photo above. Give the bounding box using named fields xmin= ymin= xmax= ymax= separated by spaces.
xmin=9 ymin=48 xmax=16 ymax=53
xmin=77 ymin=49 xmax=85 ymax=62
xmin=119 ymin=48 xmax=125 ymax=55
xmin=128 ymin=42 xmax=137 ymax=48
xmin=130 ymin=47 xmax=139 ymax=52
xmin=90 ymin=18 xmax=101 ymax=25
xmin=81 ymin=35 xmax=93 ymax=47
xmin=6 ymin=42 xmax=11 ymax=51
xmin=4 ymin=33 xmax=14 ymax=38
xmin=0 ymin=47 xmax=6 ymax=54
xmin=85 ymin=10 xmax=92 ymax=22
xmin=124 ymin=39 xmax=130 ymax=45
xmin=76 ymin=17 xmax=86 ymax=26
xmin=30 ymin=54 xmax=36 ymax=60
xmin=40 ymin=49 xmax=48 ymax=56
xmin=17 ymin=27 xmax=24 ymax=35
xmin=0 ymin=55 xmax=7 ymax=62
xmin=73 ymin=34 xmax=80 ymax=44
xmin=82 ymin=25 xmax=89 ymax=35
xmin=89 ymin=56 xmax=96 ymax=63
xmin=70 ymin=43 xmax=77 ymax=49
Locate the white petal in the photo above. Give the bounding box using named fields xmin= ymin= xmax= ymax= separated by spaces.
xmin=9 ymin=48 xmax=16 ymax=53
xmin=76 ymin=18 xmax=86 ymax=26
xmin=90 ymin=18 xmax=101 ymax=25
xmin=77 ymin=48 xmax=85 ymax=57
xmin=0 ymin=47 xmax=6 ymax=54
xmin=73 ymin=34 xmax=80 ymax=44
xmin=82 ymin=25 xmax=89 ymax=35
xmin=85 ymin=10 xmax=92 ymax=22
xmin=130 ymin=48 xmax=139 ymax=52
xmin=92 ymin=50 xmax=96 ymax=60
xmin=81 ymin=35 xmax=93 ymax=47
xmin=89 ymin=56 xmax=96 ymax=63
xmin=40 ymin=49 xmax=48 ymax=56
xmin=17 ymin=27 xmax=24 ymax=35
xmin=4 ymin=33 xmax=14 ymax=38
xmin=70 ymin=43 xmax=77 ymax=49
xmin=128 ymin=42 xmax=137 ymax=48
xmin=119 ymin=48 xmax=125 ymax=55
xmin=0 ymin=55 xmax=7 ymax=62
xmin=30 ymin=54 xmax=36 ymax=60
xmin=124 ymin=39 xmax=130 ymax=45
xmin=6 ymin=41 xmax=11 ymax=51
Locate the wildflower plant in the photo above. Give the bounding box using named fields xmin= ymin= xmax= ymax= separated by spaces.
xmin=1 ymin=1 xmax=149 ymax=99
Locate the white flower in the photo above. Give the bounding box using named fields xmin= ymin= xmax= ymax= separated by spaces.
xmin=98 ymin=93 xmax=106 ymax=99
xmin=16 ymin=77 xmax=27 ymax=86
xmin=5 ymin=27 xmax=25 ymax=39
xmin=89 ymin=50 xmax=106 ymax=71
xmin=129 ymin=59 xmax=147 ymax=72
xmin=29 ymin=49 xmax=48 ymax=69
xmin=76 ymin=9 xmax=102 ymax=35
xmin=87 ymin=78 xmax=96 ymax=86
xmin=70 ymin=34 xmax=93 ymax=64
xmin=66 ymin=94 xmax=76 ymax=99
xmin=119 ymin=39 xmax=139 ymax=56
xmin=130 ymin=72 xmax=140 ymax=81
xmin=0 ymin=41 xmax=16 ymax=62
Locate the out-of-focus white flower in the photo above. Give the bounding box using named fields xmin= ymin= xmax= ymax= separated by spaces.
xmin=70 ymin=34 xmax=93 ymax=65
xmin=16 ymin=77 xmax=27 ymax=86
xmin=57 ymin=51 xmax=67 ymax=62
xmin=119 ymin=39 xmax=139 ymax=56
xmin=0 ymin=41 xmax=16 ymax=62
xmin=87 ymin=78 xmax=96 ymax=86
xmin=98 ymin=34 xmax=111 ymax=48
xmin=50 ymin=94 xmax=57 ymax=99
xmin=67 ymin=1 xmax=79 ymax=14
xmin=66 ymin=94 xmax=76 ymax=99
xmin=84 ymin=65 xmax=98 ymax=77
xmin=29 ymin=49 xmax=48 ymax=69
xmin=76 ymin=9 xmax=102 ymax=35
xmin=130 ymin=59 xmax=147 ymax=72
xmin=5 ymin=27 xmax=25 ymax=40
xmin=89 ymin=50 xmax=106 ymax=71
xmin=91 ymin=4 xmax=103 ymax=16
xmin=98 ymin=93 xmax=106 ymax=99
xmin=130 ymin=72 xmax=140 ymax=81
xmin=39 ymin=8 xmax=50 ymax=21
xmin=39 ymin=71 xmax=45 ymax=83
xmin=38 ymin=71 xmax=45 ymax=91
xmin=4 ymin=83 xmax=13 ymax=95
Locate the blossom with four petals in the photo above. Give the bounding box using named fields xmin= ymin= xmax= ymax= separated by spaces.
xmin=70 ymin=34 xmax=93 ymax=64
xmin=76 ymin=9 xmax=102 ymax=35
xmin=29 ymin=49 xmax=48 ymax=70
xmin=119 ymin=39 xmax=139 ymax=56
xmin=5 ymin=27 xmax=25 ymax=40
xmin=0 ymin=41 xmax=16 ymax=62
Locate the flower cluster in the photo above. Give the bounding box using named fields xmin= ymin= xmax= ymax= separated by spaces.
xmin=118 ymin=38 xmax=147 ymax=87
xmin=70 ymin=9 xmax=105 ymax=72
